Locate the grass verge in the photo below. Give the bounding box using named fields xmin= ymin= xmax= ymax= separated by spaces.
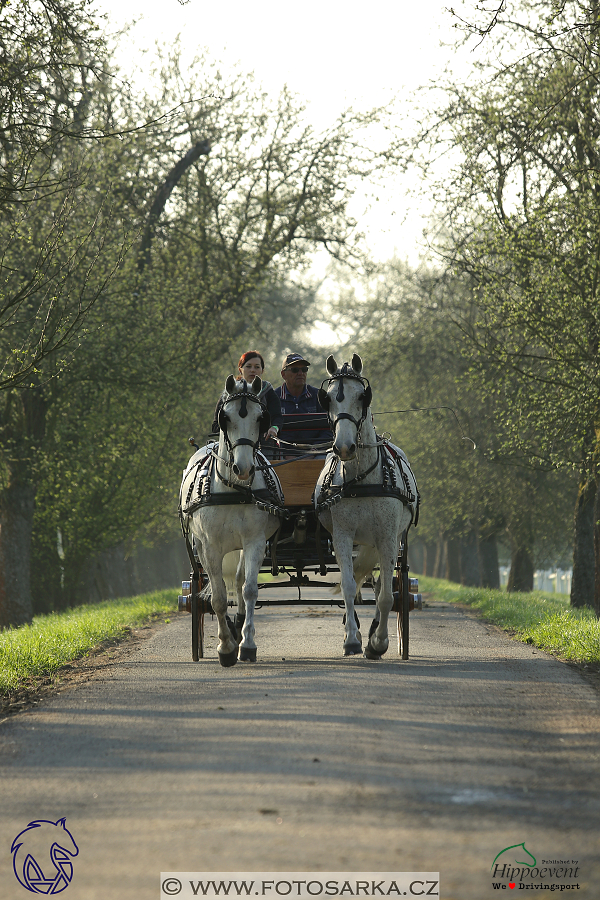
xmin=0 ymin=589 xmax=177 ymax=697
xmin=418 ymin=575 xmax=600 ymax=664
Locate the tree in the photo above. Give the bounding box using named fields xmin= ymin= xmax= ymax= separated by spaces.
xmin=325 ymin=257 xmax=576 ymax=589
xmin=0 ymin=0 xmax=131 ymax=390
xmin=421 ymin=0 xmax=600 ymax=610
xmin=0 ymin=42 xmax=405 ymax=627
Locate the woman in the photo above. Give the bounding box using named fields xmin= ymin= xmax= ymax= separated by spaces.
xmin=211 ymin=351 xmax=283 ymax=441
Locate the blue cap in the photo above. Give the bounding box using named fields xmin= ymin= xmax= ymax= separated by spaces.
xmin=282 ymin=353 xmax=310 ymax=370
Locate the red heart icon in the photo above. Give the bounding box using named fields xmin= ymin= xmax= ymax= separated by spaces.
xmin=509 ymin=885 xmax=516 ymax=890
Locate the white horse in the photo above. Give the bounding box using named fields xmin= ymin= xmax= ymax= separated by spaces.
xmin=180 ymin=375 xmax=282 ymax=666
xmin=315 ymin=354 xmax=419 ymax=659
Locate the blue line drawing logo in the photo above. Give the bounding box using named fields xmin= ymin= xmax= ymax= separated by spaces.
xmin=11 ymin=818 xmax=79 ymax=894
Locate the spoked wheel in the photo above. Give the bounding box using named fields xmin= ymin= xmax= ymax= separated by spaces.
xmin=191 ymin=571 xmax=205 ymax=661
xmin=396 ymin=530 xmax=410 ymax=660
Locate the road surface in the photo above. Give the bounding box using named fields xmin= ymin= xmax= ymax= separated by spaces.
xmin=1 ymin=588 xmax=599 ymax=900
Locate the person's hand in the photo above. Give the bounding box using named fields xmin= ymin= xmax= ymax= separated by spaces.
xmin=265 ymin=426 xmax=279 ymax=440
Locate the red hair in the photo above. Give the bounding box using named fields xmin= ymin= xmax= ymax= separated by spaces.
xmin=238 ymin=350 xmax=265 ymax=371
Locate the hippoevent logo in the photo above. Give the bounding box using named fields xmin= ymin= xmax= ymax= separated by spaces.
xmin=11 ymin=818 xmax=79 ymax=894
xmin=491 ymin=843 xmax=581 ymax=891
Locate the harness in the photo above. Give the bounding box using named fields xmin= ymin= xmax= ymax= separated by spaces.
xmin=315 ymin=442 xmax=418 ymax=519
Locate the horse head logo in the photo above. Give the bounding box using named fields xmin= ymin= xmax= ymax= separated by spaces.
xmin=491 ymin=842 xmax=537 ymax=870
xmin=11 ymin=818 xmax=79 ymax=894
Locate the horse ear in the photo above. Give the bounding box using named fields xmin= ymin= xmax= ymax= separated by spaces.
xmin=251 ymin=376 xmax=262 ymax=394
xmin=326 ymin=355 xmax=338 ymax=375
xmin=351 ymin=353 xmax=363 ymax=374
xmin=318 ymin=387 xmax=330 ymax=410
xmin=225 ymin=374 xmax=236 ymax=393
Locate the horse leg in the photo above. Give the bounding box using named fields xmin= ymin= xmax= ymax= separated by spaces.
xmin=227 ymin=550 xmax=246 ymax=637
xmin=333 ymin=532 xmax=362 ymax=656
xmin=365 ymin=546 xmax=396 ymax=659
xmin=238 ymin=540 xmax=264 ymax=662
xmin=204 ymin=548 xmax=238 ymax=667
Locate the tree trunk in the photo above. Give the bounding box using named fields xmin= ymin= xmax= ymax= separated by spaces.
xmin=480 ymin=534 xmax=500 ymax=589
xmin=507 ymin=546 xmax=534 ymax=592
xmin=0 ymin=483 xmax=36 ymax=629
xmin=446 ymin=537 xmax=461 ymax=583
xmin=421 ymin=542 xmax=436 ymax=576
xmin=571 ymin=473 xmax=596 ymax=608
xmin=421 ymin=543 xmax=428 ymax=576
xmin=594 ymin=479 xmax=600 ymax=618
xmin=432 ymin=537 xmax=447 ymax=579
xmin=138 ymin=140 xmax=210 ymax=274
xmin=460 ymin=529 xmax=481 ymax=587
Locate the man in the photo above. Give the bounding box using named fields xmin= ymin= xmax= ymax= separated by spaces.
xmin=275 ymin=353 xmax=332 ymax=446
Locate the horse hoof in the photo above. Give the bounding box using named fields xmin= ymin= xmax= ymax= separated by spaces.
xmin=363 ymin=640 xmax=382 ymax=660
xmin=239 ymin=646 xmax=257 ymax=662
xmin=343 ymin=641 xmax=362 ymax=656
xmin=218 ymin=649 xmax=238 ymax=668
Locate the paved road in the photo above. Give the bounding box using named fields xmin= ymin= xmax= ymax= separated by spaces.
xmin=1 ymin=589 xmax=599 ymax=900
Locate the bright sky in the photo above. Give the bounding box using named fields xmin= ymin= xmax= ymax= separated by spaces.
xmin=98 ymin=0 xmax=483 ymax=252
xmin=97 ymin=0 xmax=483 ymax=342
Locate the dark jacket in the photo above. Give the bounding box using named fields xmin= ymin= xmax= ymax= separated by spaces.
xmin=211 ymin=381 xmax=283 ymax=435
xmin=275 ymin=383 xmax=333 ymax=445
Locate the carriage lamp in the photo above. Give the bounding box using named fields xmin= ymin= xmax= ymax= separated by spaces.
xmin=178 ymin=580 xmax=192 ymax=613
xmin=409 ymin=577 xmax=423 ymax=610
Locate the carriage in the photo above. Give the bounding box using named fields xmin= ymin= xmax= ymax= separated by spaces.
xmin=178 ymin=357 xmax=420 ymax=666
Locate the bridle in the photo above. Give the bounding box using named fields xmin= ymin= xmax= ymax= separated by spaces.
xmin=318 ymin=363 xmax=373 ymax=455
xmin=216 ymin=381 xmax=270 ymax=483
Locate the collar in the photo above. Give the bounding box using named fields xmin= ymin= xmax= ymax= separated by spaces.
xmin=280 ymin=383 xmax=313 ymax=402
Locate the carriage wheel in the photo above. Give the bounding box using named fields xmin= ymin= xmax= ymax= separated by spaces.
xmin=400 ymin=566 xmax=410 ymax=660
xmin=191 ymin=572 xmax=204 ymax=661
xmin=396 ymin=531 xmax=410 ymax=660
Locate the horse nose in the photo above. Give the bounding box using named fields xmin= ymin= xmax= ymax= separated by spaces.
xmin=334 ymin=441 xmax=356 ymax=460
xmin=232 ymin=463 xmax=255 ymax=480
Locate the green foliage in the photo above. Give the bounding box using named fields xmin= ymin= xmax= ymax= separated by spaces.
xmin=327 ymin=257 xmax=576 ymax=567
xmin=0 ymin=31 xmax=405 ymax=620
xmin=0 ymin=0 xmax=122 ymax=389
xmin=0 ymin=589 xmax=177 ymax=695
xmin=426 ymin=0 xmax=600 ymax=469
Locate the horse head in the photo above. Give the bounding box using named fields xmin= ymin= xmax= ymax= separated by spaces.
xmin=218 ymin=375 xmax=269 ymax=481
xmin=318 ymin=354 xmax=372 ymax=460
